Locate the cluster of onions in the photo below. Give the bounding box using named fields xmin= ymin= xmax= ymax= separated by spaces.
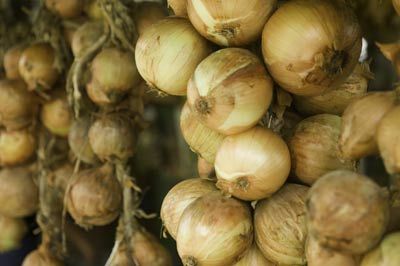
xmin=41 ymin=91 xmax=72 ymax=137
xmin=0 ymin=215 xmax=28 ymax=253
xmin=361 ymin=232 xmax=400 ymax=265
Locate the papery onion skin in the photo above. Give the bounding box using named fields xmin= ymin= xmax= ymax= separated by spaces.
xmin=307 ymin=170 xmax=390 ymax=254
xmin=233 ymin=243 xmax=275 ymax=266
xmin=41 ymin=91 xmax=72 ymax=137
xmin=134 ymin=2 xmax=167 ymax=36
xmin=0 ymin=129 xmax=36 ymax=167
xmin=180 ymin=102 xmax=224 ymax=163
xmin=255 ymin=184 xmax=308 ymax=265
xmin=0 ymin=167 xmax=38 ymax=218
xmin=135 ymin=17 xmax=212 ymax=96
xmin=360 ymin=232 xmax=400 ymax=266
xmin=262 ymin=0 xmax=362 ymax=96
xmin=177 ymin=192 xmax=253 ymax=266
xmin=339 ymin=91 xmax=397 ymax=159
xmin=3 ymin=45 xmax=24 ymax=80
xmin=68 ymin=116 xmax=98 ymax=164
xmin=160 ymin=178 xmax=217 ymax=239
xmin=187 ymin=0 xmax=276 ymax=46
xmin=168 ymin=0 xmax=187 ymax=17
xmin=0 ymin=215 xmax=27 ymax=253
xmin=215 ymin=126 xmax=290 ymax=201
xmin=289 ymin=114 xmax=356 ymax=185
xmin=22 ymin=246 xmax=63 ymax=266
xmin=71 ymin=21 xmax=103 ymax=57
xmin=187 ymin=48 xmax=273 ymax=135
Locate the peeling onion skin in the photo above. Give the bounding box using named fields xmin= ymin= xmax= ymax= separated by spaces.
xmin=262 ymin=0 xmax=362 ymax=96
xmin=360 ymin=232 xmax=400 ymax=266
xmin=168 ymin=0 xmax=187 ymax=17
xmin=0 ymin=215 xmax=28 ymax=253
xmin=215 ymin=127 xmax=290 ymax=201
xmin=307 ymin=170 xmax=390 ymax=255
xmin=233 ymin=243 xmax=275 ymax=266
xmin=45 ymin=0 xmax=84 ymax=19
xmin=177 ymin=192 xmax=253 ymax=266
xmin=187 ymin=0 xmax=276 ymax=47
xmin=134 ymin=2 xmax=167 ymax=36
xmin=0 ymin=129 xmax=36 ymax=167
xmin=160 ymin=178 xmax=217 ymax=239
xmin=255 ymin=184 xmax=308 ymax=265
xmin=68 ymin=117 xmax=98 ymax=164
xmin=3 ymin=45 xmax=24 ymax=80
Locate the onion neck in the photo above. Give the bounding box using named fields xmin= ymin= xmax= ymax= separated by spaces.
xmin=321 ymin=48 xmax=347 ymax=76
xmin=195 ymin=96 xmax=214 ymax=115
xmin=183 ymin=256 xmax=198 ymax=266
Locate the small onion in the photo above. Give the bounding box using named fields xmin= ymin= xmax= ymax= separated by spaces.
xmin=0 ymin=167 xmax=38 ymax=218
xmin=215 ymin=126 xmax=290 ymax=201
xmin=41 ymin=91 xmax=72 ymax=137
xmin=361 ymin=232 xmax=400 ymax=266
xmin=3 ymin=44 xmax=24 ymax=80
xmin=84 ymin=0 xmax=103 ymax=20
xmin=68 ymin=116 xmax=98 ymax=164
xmin=197 ymin=156 xmax=214 ymax=178
xmin=293 ymin=63 xmax=371 ymax=115
xmin=168 ymin=0 xmax=187 ymax=17
xmin=71 ymin=21 xmax=103 ymax=57
xmin=177 ymin=192 xmax=253 ymax=266
xmin=187 ymin=0 xmax=276 ymax=46
xmin=88 ymin=113 xmax=136 ymax=162
xmin=339 ymin=91 xmax=397 ymax=159
xmin=22 ymin=246 xmax=62 ymax=266
xmin=0 ymin=215 xmax=28 ymax=253
xmin=262 ymin=0 xmax=362 ymax=96
xmin=135 ymin=17 xmax=212 ymax=96
xmin=134 ymin=2 xmax=166 ymax=36
xmin=394 ymin=0 xmax=400 ymax=15
xmin=66 ymin=164 xmax=122 ymax=228
xmin=187 ymin=48 xmax=273 ymax=135
xmin=0 ymin=79 xmax=38 ymax=130
xmin=233 ymin=244 xmax=275 ymax=266
xmin=0 ymin=129 xmax=36 ymax=167
xmin=18 ymin=43 xmax=60 ymax=91
xmin=45 ymin=0 xmax=84 ymax=19
xmin=289 ymin=114 xmax=356 ymax=185
xmin=255 ymin=184 xmax=309 ymax=265
xmin=180 ymin=102 xmax=224 ymax=163
xmin=307 ymin=170 xmax=390 ymax=254
xmin=160 ymin=178 xmax=217 ymax=239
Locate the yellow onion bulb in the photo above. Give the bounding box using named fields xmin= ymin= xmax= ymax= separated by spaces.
xmin=22 ymin=246 xmax=62 ymax=266
xmin=180 ymin=103 xmax=224 ymax=163
xmin=187 ymin=48 xmax=273 ymax=135
xmin=177 ymin=192 xmax=253 ymax=266
xmin=168 ymin=0 xmax=187 ymax=17
xmin=135 ymin=17 xmax=212 ymax=96
xmin=0 ymin=129 xmax=36 ymax=167
xmin=68 ymin=116 xmax=98 ymax=164
xmin=233 ymin=244 xmax=275 ymax=266
xmin=41 ymin=91 xmax=72 ymax=137
xmin=71 ymin=21 xmax=103 ymax=57
xmin=377 ymin=106 xmax=400 ymax=174
xmin=0 ymin=167 xmax=38 ymax=218
xmin=187 ymin=0 xmax=276 ymax=46
xmin=18 ymin=43 xmax=60 ymax=91
xmin=340 ymin=91 xmax=397 ymax=159
xmin=66 ymin=164 xmax=122 ymax=228
xmin=88 ymin=113 xmax=136 ymax=162
xmin=3 ymin=45 xmax=24 ymax=80
xmin=289 ymin=114 xmax=356 ymax=185
xmin=294 ymin=63 xmax=371 ymax=115
xmin=262 ymin=0 xmax=362 ymax=96
xmin=197 ymin=156 xmax=214 ymax=178
xmin=134 ymin=2 xmax=166 ymax=36
xmin=255 ymin=184 xmax=309 ymax=265
xmin=45 ymin=0 xmax=84 ymax=19
xmin=84 ymin=0 xmax=103 ymax=20
xmin=0 ymin=215 xmax=27 ymax=253
xmin=307 ymin=170 xmax=390 ymax=254
xmin=361 ymin=232 xmax=400 ymax=266
xmin=0 ymin=79 xmax=38 ymax=130
xmin=160 ymin=178 xmax=217 ymax=239
xmin=394 ymin=0 xmax=400 ymax=15
xmin=215 ymin=127 xmax=290 ymax=201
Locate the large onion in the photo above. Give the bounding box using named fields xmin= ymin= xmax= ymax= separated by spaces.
xmin=361 ymin=232 xmax=400 ymax=266
xmin=234 ymin=244 xmax=275 ymax=266
xmin=177 ymin=192 xmax=253 ymax=266
xmin=0 ymin=215 xmax=27 ymax=253
xmin=41 ymin=91 xmax=72 ymax=137
xmin=0 ymin=128 xmax=36 ymax=167
xmin=71 ymin=21 xmax=103 ymax=57
xmin=187 ymin=48 xmax=273 ymax=135
xmin=68 ymin=116 xmax=98 ymax=164
xmin=134 ymin=2 xmax=166 ymax=36
xmin=3 ymin=44 xmax=24 ymax=80
xmin=262 ymin=0 xmax=362 ymax=96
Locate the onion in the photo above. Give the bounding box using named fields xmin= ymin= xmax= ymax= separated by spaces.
xmin=18 ymin=43 xmax=60 ymax=91
xmin=394 ymin=0 xmax=400 ymax=15
xmin=160 ymin=178 xmax=217 ymax=239
xmin=197 ymin=156 xmax=214 ymax=178
xmin=0 ymin=166 xmax=38 ymax=218
xmin=84 ymin=0 xmax=103 ymax=20
xmin=66 ymin=164 xmax=122 ymax=228
xmin=135 ymin=17 xmax=212 ymax=96
xmin=361 ymin=232 xmax=400 ymax=266
xmin=177 ymin=192 xmax=253 ymax=266
xmin=3 ymin=44 xmax=24 ymax=80
xmin=233 ymin=244 xmax=275 ymax=266
xmin=86 ymin=47 xmax=140 ymax=106
xmin=255 ymin=184 xmax=308 ymax=265
xmin=134 ymin=2 xmax=166 ymax=36
xmin=187 ymin=0 xmax=276 ymax=46
xmin=88 ymin=113 xmax=136 ymax=162
xmin=41 ymin=91 xmax=72 ymax=137
xmin=0 ymin=128 xmax=36 ymax=167
xmin=180 ymin=102 xmax=224 ymax=163
xmin=289 ymin=114 xmax=356 ymax=185
xmin=0 ymin=79 xmax=38 ymax=130
xmin=187 ymin=48 xmax=273 ymax=135
xmin=71 ymin=21 xmax=103 ymax=57
xmin=45 ymin=0 xmax=84 ymax=18
xmin=262 ymin=0 xmax=362 ymax=96
xmin=68 ymin=116 xmax=98 ymax=164
xmin=168 ymin=0 xmax=187 ymax=17
xmin=215 ymin=127 xmax=290 ymax=201
xmin=339 ymin=91 xmax=397 ymax=159
xmin=22 ymin=246 xmax=62 ymax=266
xmin=307 ymin=170 xmax=390 ymax=254
xmin=0 ymin=215 xmax=28 ymax=253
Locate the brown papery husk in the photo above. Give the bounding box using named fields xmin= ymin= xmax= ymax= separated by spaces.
xmin=289 ymin=114 xmax=356 ymax=185
xmin=68 ymin=116 xmax=98 ymax=164
xmin=3 ymin=44 xmax=25 ymax=80
xmin=22 ymin=245 xmax=62 ymax=266
xmin=255 ymin=184 xmax=308 ymax=265
xmin=233 ymin=243 xmax=275 ymax=266
xmin=262 ymin=0 xmax=361 ymax=96
xmin=160 ymin=178 xmax=217 ymax=239
xmin=168 ymin=0 xmax=187 ymax=17
xmin=293 ymin=63 xmax=371 ymax=116
xmin=0 ymin=79 xmax=39 ymax=130
xmin=45 ymin=0 xmax=84 ymax=19
xmin=360 ymin=232 xmax=400 ymax=266
xmin=187 ymin=48 xmax=274 ymax=135
xmin=339 ymin=91 xmax=397 ymax=159
xmin=134 ymin=2 xmax=167 ymax=36
xmin=177 ymin=192 xmax=253 ymax=266
xmin=66 ymin=164 xmax=122 ymax=228
xmin=71 ymin=21 xmax=103 ymax=57
xmin=0 ymin=215 xmax=28 ymax=253
xmin=307 ymin=170 xmax=390 ymax=254
xmin=0 ymin=128 xmax=36 ymax=167
xmin=0 ymin=166 xmax=38 ymax=218
xmin=197 ymin=156 xmax=215 ymax=179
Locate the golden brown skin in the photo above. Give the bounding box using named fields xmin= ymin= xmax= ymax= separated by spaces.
xmin=3 ymin=44 xmax=24 ymax=80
